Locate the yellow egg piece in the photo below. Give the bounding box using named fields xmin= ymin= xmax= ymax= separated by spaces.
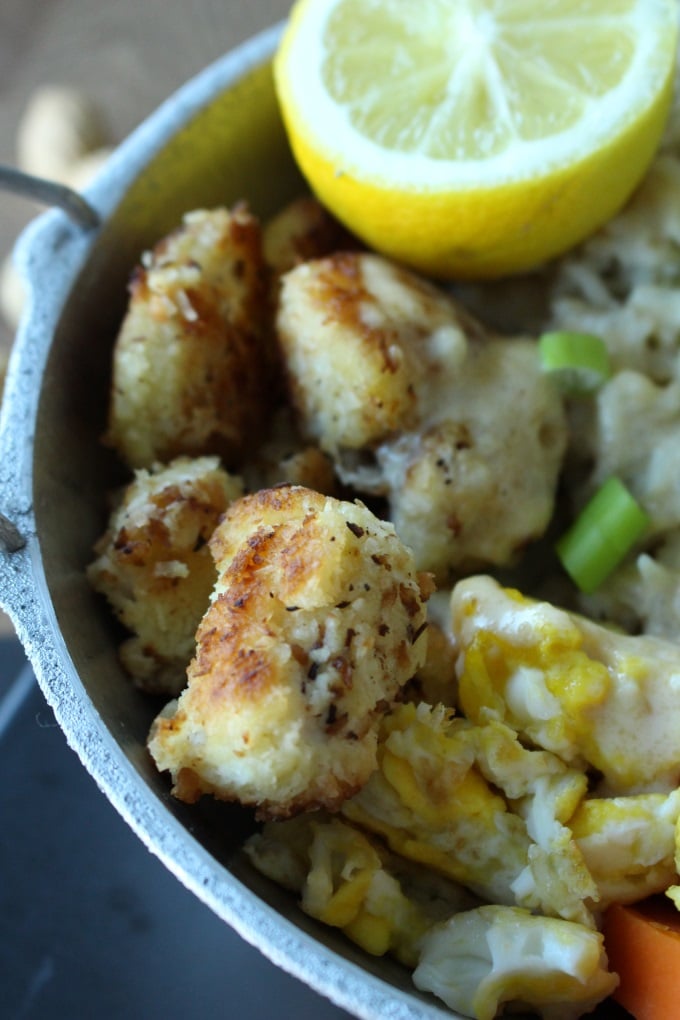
xmin=274 ymin=0 xmax=678 ymax=279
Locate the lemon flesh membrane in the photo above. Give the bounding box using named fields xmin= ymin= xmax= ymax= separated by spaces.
xmin=275 ymin=0 xmax=679 ymax=279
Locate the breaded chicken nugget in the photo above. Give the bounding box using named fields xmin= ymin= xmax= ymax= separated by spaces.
xmin=277 ymin=251 xmax=457 ymax=450
xmin=276 ymin=252 xmax=567 ymax=579
xmin=87 ymin=456 xmax=242 ymax=696
xmin=263 ymin=195 xmax=359 ymax=277
xmin=241 ymin=406 xmax=339 ymax=496
xmin=106 ymin=205 xmax=271 ymax=470
xmin=147 ymin=485 xmax=431 ymax=819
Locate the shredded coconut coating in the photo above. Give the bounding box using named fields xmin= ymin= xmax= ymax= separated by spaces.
xmin=276 ymin=251 xmax=567 ymax=579
xmin=148 ymin=484 xmax=432 ymax=819
xmin=87 ymin=456 xmax=242 ymax=696
xmin=106 ymin=205 xmax=271 ymax=470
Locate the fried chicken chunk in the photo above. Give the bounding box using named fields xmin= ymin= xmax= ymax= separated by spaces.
xmin=106 ymin=205 xmax=271 ymax=470
xmin=147 ymin=485 xmax=431 ymax=819
xmin=87 ymin=456 xmax=242 ymax=696
xmin=276 ymin=252 xmax=567 ymax=580
xmin=241 ymin=406 xmax=340 ymax=496
xmin=262 ymin=195 xmax=359 ymax=277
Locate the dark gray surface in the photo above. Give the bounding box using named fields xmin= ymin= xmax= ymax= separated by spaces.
xmin=0 ymin=639 xmax=352 ymax=1020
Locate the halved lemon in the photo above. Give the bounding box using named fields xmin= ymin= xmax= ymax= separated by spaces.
xmin=274 ymin=0 xmax=679 ymax=279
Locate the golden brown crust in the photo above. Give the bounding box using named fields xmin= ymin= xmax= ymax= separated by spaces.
xmin=263 ymin=195 xmax=360 ymax=276
xmin=106 ymin=205 xmax=273 ymax=470
xmin=241 ymin=405 xmax=341 ymax=497
xmin=148 ymin=485 xmax=430 ymax=819
xmin=276 ymin=253 xmax=446 ymax=450
xmin=275 ymin=250 xmax=567 ymax=580
xmin=87 ymin=456 xmax=242 ymax=695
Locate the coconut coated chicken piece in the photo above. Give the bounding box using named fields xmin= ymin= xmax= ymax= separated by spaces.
xmin=240 ymin=406 xmax=340 ymax=497
xmin=87 ymin=456 xmax=242 ymax=696
xmin=147 ymin=485 xmax=432 ymax=820
xmin=106 ymin=205 xmax=271 ymax=471
xmin=276 ymin=252 xmax=567 ymax=580
xmin=263 ymin=194 xmax=360 ymax=277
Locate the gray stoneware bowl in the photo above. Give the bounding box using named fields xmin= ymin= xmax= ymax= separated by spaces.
xmin=0 ymin=22 xmax=452 ymax=1020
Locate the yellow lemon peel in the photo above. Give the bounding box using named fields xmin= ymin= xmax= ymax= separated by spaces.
xmin=275 ymin=0 xmax=678 ymax=278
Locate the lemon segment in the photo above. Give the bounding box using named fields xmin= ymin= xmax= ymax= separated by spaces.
xmin=274 ymin=0 xmax=679 ymax=279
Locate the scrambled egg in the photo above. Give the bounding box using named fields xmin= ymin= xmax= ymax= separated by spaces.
xmin=246 ymin=812 xmax=477 ymax=967
xmin=341 ymin=703 xmax=599 ymax=928
xmin=452 ymin=574 xmax=680 ymax=793
xmin=342 ymin=704 xmax=535 ymax=910
xmin=571 ymin=789 xmax=680 ymax=908
xmin=413 ymin=905 xmax=617 ymax=1020
xmin=243 ymin=603 xmax=680 ymax=1016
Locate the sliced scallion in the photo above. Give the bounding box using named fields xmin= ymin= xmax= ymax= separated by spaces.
xmin=539 ymin=331 xmax=611 ymax=395
xmin=556 ymin=477 xmax=650 ymax=594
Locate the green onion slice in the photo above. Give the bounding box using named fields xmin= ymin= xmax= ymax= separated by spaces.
xmin=539 ymin=331 xmax=611 ymax=394
xmin=556 ymin=477 xmax=650 ymax=594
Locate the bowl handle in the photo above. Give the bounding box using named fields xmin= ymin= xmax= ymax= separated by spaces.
xmin=0 ymin=164 xmax=99 ymax=230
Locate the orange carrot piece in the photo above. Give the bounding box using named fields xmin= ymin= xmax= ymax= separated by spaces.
xmin=603 ymin=897 xmax=680 ymax=1019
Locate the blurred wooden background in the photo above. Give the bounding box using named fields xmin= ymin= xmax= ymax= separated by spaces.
xmin=0 ymin=0 xmax=292 ymax=636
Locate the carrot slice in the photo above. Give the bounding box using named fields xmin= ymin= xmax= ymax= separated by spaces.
xmin=603 ymin=897 xmax=680 ymax=1019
